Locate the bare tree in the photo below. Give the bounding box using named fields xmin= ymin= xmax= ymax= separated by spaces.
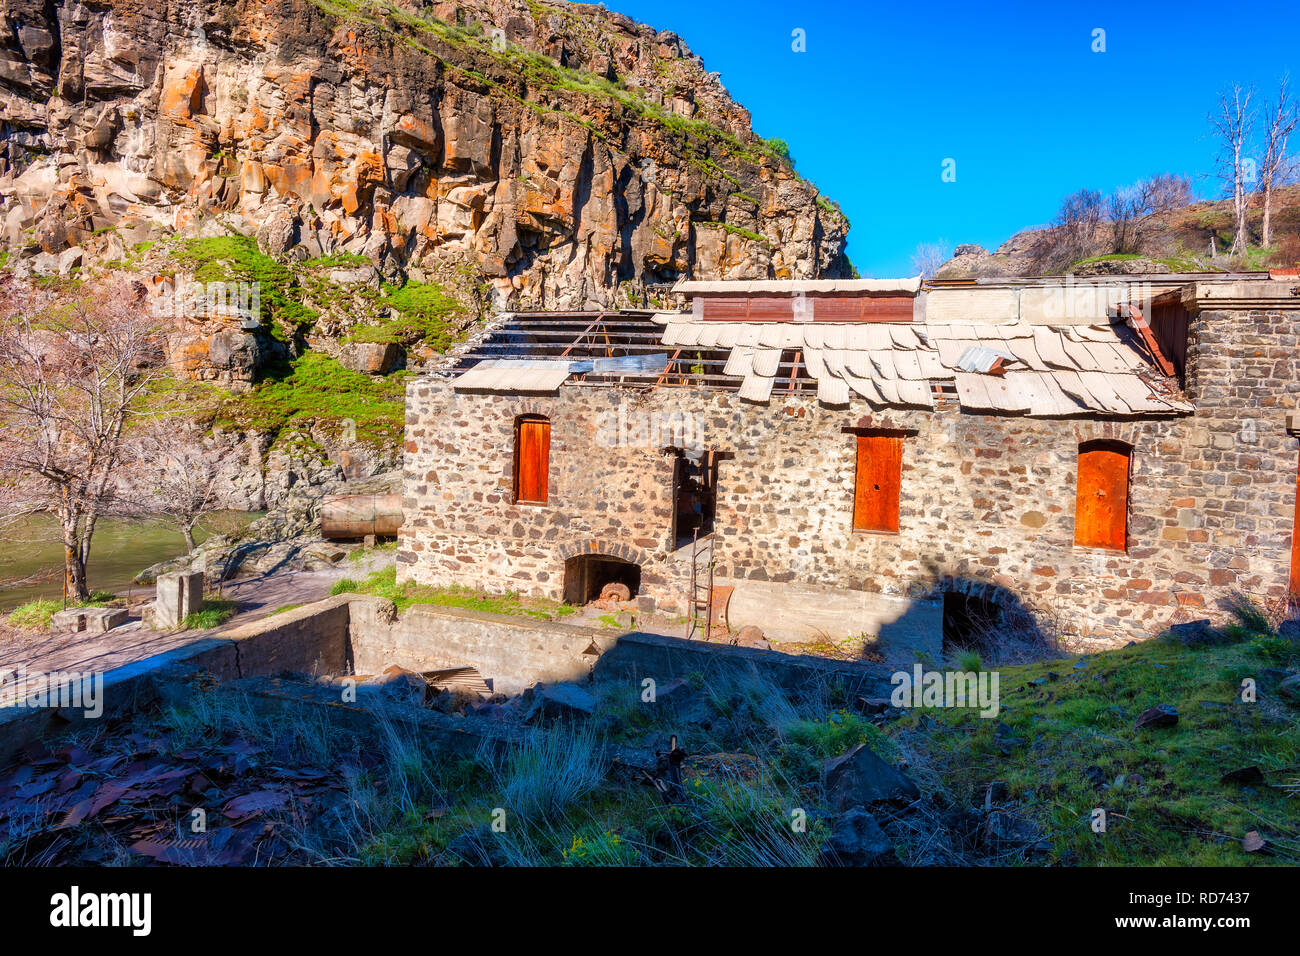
xmin=910 ymin=241 xmax=952 ymax=279
xmin=1259 ymin=73 xmax=1299 ymax=249
xmin=1108 ymin=174 xmax=1194 ymax=255
xmin=0 ymin=279 xmax=165 ymax=601
xmin=122 ymin=419 xmax=222 ymax=553
xmin=1209 ymin=84 xmax=1256 ymax=255
xmin=1029 ymin=188 xmax=1104 ymax=272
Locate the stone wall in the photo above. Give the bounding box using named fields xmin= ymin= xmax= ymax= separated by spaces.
xmin=399 ymin=295 xmax=1299 ymax=648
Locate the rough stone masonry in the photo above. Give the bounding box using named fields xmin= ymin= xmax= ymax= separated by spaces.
xmin=399 ymin=279 xmax=1299 ymax=650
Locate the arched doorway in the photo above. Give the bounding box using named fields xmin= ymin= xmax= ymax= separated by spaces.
xmin=563 ymin=554 xmax=641 ymax=605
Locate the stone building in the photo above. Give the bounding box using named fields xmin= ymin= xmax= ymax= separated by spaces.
xmin=398 ymin=274 xmax=1300 ymax=651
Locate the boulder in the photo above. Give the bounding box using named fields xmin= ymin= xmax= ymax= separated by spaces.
xmin=358 ymin=665 xmax=428 ymax=708
xmin=340 ymin=341 xmax=402 ymax=375
xmin=1279 ymin=674 xmax=1300 ymax=704
xmin=817 ymin=807 xmax=898 ymax=867
xmin=734 ymin=625 xmax=770 ymax=650
xmin=526 ymin=682 xmax=597 ymax=723
xmin=824 ymin=744 xmax=921 ymax=811
xmin=1220 ymin=766 xmax=1265 ymax=786
xmin=1167 ymin=618 xmax=1227 ymax=648
xmin=58 ymin=245 xmax=83 ymax=275
xmin=1134 ymin=703 xmax=1179 ymax=730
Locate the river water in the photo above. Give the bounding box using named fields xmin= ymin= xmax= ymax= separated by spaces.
xmin=0 ymin=513 xmax=260 ymax=611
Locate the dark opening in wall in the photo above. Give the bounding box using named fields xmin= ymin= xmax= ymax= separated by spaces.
xmin=943 ymin=592 xmax=1001 ymax=650
xmin=563 ymin=554 xmax=642 ymax=605
xmin=671 ymin=449 xmax=718 ymax=550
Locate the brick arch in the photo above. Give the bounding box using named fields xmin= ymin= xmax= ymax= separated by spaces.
xmin=510 ymin=400 xmax=551 ymax=418
xmin=557 ymin=538 xmax=653 ymax=568
xmin=1070 ymin=420 xmax=1148 ymax=448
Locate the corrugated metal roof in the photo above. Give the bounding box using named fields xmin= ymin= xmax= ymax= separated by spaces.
xmin=452 ymin=359 xmax=573 ymax=394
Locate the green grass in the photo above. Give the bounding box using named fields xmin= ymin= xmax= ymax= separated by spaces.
xmin=214 ymin=351 xmax=407 ymax=448
xmin=329 ymin=566 xmax=576 ymax=620
xmin=5 ymin=599 xmax=61 ymax=630
xmin=889 ymin=611 xmax=1300 ymax=866
xmin=170 ymin=235 xmax=316 ymax=341
xmin=271 ymin=604 xmax=305 ymax=615
xmin=180 ymin=597 xmax=239 ymax=630
xmin=303 ymin=251 xmax=370 ymax=268
xmin=5 ymin=591 xmax=120 ymax=631
xmin=347 ymin=540 xmax=398 ymax=563
xmin=345 ymin=281 xmax=466 ymax=348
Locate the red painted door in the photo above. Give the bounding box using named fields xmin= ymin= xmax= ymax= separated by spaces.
xmin=1075 ymin=442 xmax=1130 ymax=551
xmin=853 ymin=433 xmax=902 ymax=533
xmin=1290 ymin=447 xmax=1299 ymax=597
xmin=516 ymin=419 xmax=550 ymax=504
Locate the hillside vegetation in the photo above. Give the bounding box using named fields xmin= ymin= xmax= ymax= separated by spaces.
xmin=941 ymin=184 xmax=1300 ymax=278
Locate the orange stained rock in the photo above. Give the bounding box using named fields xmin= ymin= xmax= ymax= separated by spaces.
xmin=354 ymin=150 xmax=384 ymax=184
xmin=160 ymin=66 xmax=204 ymax=118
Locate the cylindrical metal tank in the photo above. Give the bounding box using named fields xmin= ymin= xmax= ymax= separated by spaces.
xmin=320 ymin=494 xmax=403 ymax=539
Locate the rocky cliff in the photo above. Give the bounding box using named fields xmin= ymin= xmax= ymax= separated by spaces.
xmin=0 ymin=0 xmax=851 ymax=308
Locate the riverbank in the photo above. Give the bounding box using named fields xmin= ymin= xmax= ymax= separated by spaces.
xmin=0 ymin=513 xmax=261 ymax=611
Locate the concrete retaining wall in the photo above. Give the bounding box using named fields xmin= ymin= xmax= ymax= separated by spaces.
xmin=349 ymin=599 xmax=619 ymax=694
xmin=1 ymin=593 xmax=894 ymax=766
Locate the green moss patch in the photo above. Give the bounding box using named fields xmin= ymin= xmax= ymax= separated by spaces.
xmin=331 ymin=566 xmax=576 ymax=620
xmin=214 ymin=352 xmax=407 ymax=448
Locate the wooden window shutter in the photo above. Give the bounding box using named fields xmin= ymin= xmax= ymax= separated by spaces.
xmin=853 ymin=433 xmax=903 ymax=533
xmin=515 ymin=417 xmax=550 ymax=505
xmin=1075 ymin=441 xmax=1130 ymax=551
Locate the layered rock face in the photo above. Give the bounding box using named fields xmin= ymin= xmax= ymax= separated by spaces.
xmin=0 ymin=0 xmax=850 ymax=308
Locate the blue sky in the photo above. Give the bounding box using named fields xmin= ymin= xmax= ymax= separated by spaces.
xmin=602 ymin=0 xmax=1298 ymax=276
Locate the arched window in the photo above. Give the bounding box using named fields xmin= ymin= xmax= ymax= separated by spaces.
xmin=1075 ymin=440 xmax=1131 ymax=552
xmin=514 ymin=415 xmax=550 ymax=505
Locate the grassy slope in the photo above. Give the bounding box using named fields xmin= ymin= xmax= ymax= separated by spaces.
xmin=956 ymin=185 xmax=1300 ymax=277
xmin=157 ymin=236 xmax=475 ymax=451
xmin=892 ymin=623 xmax=1299 ymax=866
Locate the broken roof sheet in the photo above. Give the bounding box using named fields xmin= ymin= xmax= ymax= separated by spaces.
xmin=651 ymin=316 xmax=1192 ymax=417
xmin=438 ymin=308 xmax=1190 ymax=419
xmin=452 ymin=359 xmax=573 ymax=394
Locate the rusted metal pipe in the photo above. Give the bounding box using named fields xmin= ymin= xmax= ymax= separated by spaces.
xmin=320 ymin=494 xmax=403 ymax=539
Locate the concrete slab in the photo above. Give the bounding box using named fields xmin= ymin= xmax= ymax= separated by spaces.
xmin=50 ymin=606 xmax=129 ymax=634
